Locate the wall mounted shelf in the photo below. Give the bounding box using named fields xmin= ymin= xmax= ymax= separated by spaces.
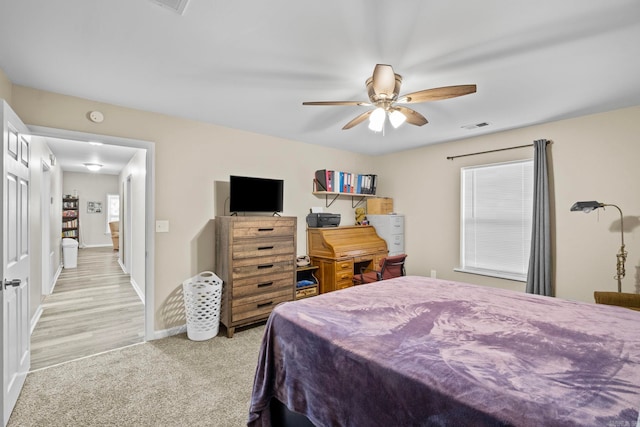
xmin=312 ymin=191 xmax=375 ymax=208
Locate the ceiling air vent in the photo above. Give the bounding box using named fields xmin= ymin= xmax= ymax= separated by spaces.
xmin=148 ymin=0 xmax=190 ymax=15
xmin=461 ymin=122 xmax=490 ymax=130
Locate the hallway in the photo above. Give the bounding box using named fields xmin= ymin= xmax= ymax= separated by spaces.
xmin=30 ymin=247 xmax=145 ymax=371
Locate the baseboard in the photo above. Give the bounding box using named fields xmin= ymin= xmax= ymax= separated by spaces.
xmin=50 ymin=264 xmax=63 ymax=293
xmin=80 ymin=243 xmax=113 ymax=248
xmin=30 ymin=306 xmax=44 ymax=335
xmin=118 ymin=258 xmax=127 ymax=274
xmin=130 ymin=277 xmax=144 ymax=303
xmin=153 ymin=325 xmax=187 ymax=340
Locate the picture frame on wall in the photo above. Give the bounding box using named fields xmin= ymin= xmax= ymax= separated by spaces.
xmin=87 ymin=201 xmax=103 ymax=213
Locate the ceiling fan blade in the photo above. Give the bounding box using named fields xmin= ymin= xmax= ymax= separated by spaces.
xmin=398 ymin=84 xmax=477 ymax=103
xmin=342 ymin=110 xmax=373 ymax=130
xmin=303 ymin=101 xmax=369 ymax=106
xmin=371 ymin=64 xmax=397 ymax=98
xmin=395 ymin=106 xmax=428 ymax=126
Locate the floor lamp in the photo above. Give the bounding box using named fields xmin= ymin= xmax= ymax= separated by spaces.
xmin=570 ymin=201 xmax=627 ymax=292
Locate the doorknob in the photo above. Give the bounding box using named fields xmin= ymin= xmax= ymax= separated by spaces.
xmin=3 ymin=279 xmax=21 ymax=289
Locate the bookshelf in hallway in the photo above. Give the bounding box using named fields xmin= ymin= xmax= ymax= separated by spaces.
xmin=62 ymin=196 xmax=79 ymax=241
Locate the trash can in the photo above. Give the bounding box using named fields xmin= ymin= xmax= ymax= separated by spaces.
xmin=62 ymin=238 xmax=79 ymax=269
xmin=182 ymin=271 xmax=223 ymax=341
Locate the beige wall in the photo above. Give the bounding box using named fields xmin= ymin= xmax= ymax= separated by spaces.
xmin=6 ymin=71 xmax=639 ymax=332
xmin=10 ymin=84 xmax=373 ymax=331
xmin=63 ymin=172 xmax=119 ymax=247
xmin=373 ymin=106 xmax=640 ymax=302
xmin=0 ymin=68 xmax=11 ymax=104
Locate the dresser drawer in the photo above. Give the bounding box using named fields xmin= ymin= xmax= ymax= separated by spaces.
xmin=231 ymin=288 xmax=293 ymax=323
xmin=335 ymin=260 xmax=353 ymax=273
xmin=232 ymin=218 xmax=295 ymax=239
xmin=232 ymin=272 xmax=293 ymax=298
xmin=335 ymin=270 xmax=353 ymax=283
xmin=232 ymin=237 xmax=293 ymax=259
xmin=336 ymin=278 xmax=353 ymax=291
xmin=232 ymin=255 xmax=294 ymax=280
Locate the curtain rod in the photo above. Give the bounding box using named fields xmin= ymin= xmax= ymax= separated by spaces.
xmin=446 ymin=143 xmax=532 ymax=160
xmin=446 ymin=140 xmax=550 ymax=160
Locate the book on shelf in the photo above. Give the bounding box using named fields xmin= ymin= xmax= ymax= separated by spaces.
xmin=63 ymin=219 xmax=78 ymax=228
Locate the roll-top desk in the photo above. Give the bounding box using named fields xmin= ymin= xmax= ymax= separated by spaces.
xmin=215 ymin=216 xmax=296 ymax=337
xmin=307 ymin=226 xmax=388 ymax=293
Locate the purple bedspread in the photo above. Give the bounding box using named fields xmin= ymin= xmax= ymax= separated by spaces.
xmin=247 ymin=276 xmax=640 ymax=426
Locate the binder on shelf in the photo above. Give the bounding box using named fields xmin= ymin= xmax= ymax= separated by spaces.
xmin=314 ymin=169 xmax=329 ymax=191
xmin=314 ymin=170 xmax=377 ymax=195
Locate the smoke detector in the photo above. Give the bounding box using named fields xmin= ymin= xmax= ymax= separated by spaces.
xmin=148 ymin=0 xmax=190 ymax=15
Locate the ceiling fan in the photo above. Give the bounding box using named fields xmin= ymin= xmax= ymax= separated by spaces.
xmin=303 ymin=64 xmax=476 ymax=132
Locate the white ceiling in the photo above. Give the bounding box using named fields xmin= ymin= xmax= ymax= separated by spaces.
xmin=44 ymin=137 xmax=140 ymax=175
xmin=1 ymin=1 xmax=639 ymax=156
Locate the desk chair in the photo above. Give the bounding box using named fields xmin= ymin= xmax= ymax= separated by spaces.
xmin=353 ymin=254 xmax=407 ymax=285
xmin=594 ymin=291 xmax=640 ymax=311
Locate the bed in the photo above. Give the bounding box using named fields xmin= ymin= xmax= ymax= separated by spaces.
xmin=247 ymin=276 xmax=640 ymax=427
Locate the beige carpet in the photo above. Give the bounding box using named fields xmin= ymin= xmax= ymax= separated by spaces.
xmin=9 ymin=325 xmax=265 ymax=427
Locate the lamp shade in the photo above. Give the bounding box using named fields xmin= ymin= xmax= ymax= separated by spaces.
xmin=368 ymin=107 xmax=386 ymax=132
xmin=388 ymin=110 xmax=407 ymax=128
xmin=570 ymin=201 xmax=603 ymax=213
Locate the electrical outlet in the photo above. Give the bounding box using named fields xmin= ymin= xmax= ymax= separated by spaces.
xmin=430 ymin=269 xmax=437 ymax=278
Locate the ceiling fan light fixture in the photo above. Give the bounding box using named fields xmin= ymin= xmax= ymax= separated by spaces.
xmin=303 ymin=64 xmax=476 ymax=131
xmin=389 ymin=110 xmax=407 ymax=128
xmin=84 ymin=163 xmax=103 ymax=172
xmin=368 ymin=107 xmax=386 ymax=132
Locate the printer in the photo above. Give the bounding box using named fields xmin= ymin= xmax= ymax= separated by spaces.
xmin=306 ymin=213 xmax=341 ymax=228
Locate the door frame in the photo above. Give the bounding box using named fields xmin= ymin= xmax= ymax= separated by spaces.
xmin=40 ymin=161 xmax=51 ymax=296
xmin=28 ymin=126 xmax=155 ymax=341
xmin=123 ymin=174 xmax=133 ymax=275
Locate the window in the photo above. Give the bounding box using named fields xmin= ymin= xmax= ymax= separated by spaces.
xmin=106 ymin=194 xmax=120 ymax=233
xmin=457 ymin=159 xmax=533 ymax=281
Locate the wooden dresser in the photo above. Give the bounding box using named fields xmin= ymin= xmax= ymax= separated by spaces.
xmin=215 ymin=216 xmax=296 ymax=337
xmin=307 ymin=226 xmax=388 ymax=293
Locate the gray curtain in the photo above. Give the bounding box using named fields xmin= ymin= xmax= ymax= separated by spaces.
xmin=526 ymin=139 xmax=552 ymax=296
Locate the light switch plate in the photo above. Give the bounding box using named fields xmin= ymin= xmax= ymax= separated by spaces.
xmin=156 ymin=220 xmax=169 ymax=233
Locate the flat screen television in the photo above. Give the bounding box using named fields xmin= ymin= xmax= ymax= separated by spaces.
xmin=229 ymin=175 xmax=284 ymax=213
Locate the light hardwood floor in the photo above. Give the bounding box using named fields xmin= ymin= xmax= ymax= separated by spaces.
xmin=30 ymin=247 xmax=145 ymax=371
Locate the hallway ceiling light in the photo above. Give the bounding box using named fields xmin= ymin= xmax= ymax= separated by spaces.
xmin=84 ymin=163 xmax=103 ymax=172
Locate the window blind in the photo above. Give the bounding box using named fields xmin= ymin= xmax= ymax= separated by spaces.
xmin=460 ymin=160 xmax=533 ymax=281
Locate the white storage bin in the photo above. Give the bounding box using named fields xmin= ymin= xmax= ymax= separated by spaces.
xmin=62 ymin=238 xmax=79 ymax=268
xmin=182 ymin=271 xmax=223 ymax=341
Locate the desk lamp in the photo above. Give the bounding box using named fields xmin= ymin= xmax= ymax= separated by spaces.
xmin=570 ymin=201 xmax=627 ymax=292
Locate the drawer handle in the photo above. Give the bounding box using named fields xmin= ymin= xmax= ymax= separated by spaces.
xmin=340 ymin=263 xmax=350 ymax=268
xmin=257 ymin=264 xmax=274 ymax=269
xmin=258 ymin=246 xmax=274 ymax=250
xmin=258 ymin=227 xmax=274 ymax=232
xmin=257 ymin=301 xmax=273 ymax=308
xmin=257 ymin=281 xmax=273 ymax=288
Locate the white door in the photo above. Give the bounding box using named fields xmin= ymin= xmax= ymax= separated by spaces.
xmin=1 ymin=101 xmax=30 ymax=426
